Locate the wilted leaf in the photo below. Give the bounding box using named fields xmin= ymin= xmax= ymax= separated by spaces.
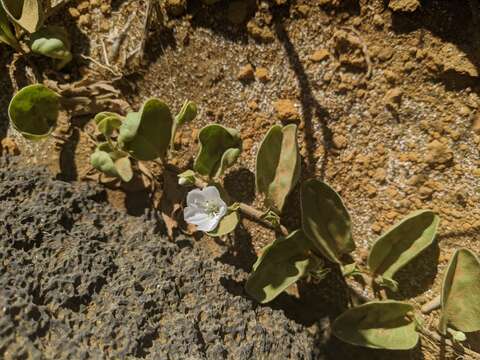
xmin=207 ymin=211 xmax=239 ymax=237
xmin=256 ymin=124 xmax=300 ymax=213
xmin=30 ymin=26 xmax=72 ymax=69
xmin=439 ymin=248 xmax=480 ymax=334
xmin=0 ymin=6 xmax=19 ymax=49
xmin=368 ymin=210 xmax=439 ymax=290
xmin=332 ymin=301 xmax=419 ymax=350
xmin=194 ymin=124 xmax=242 ymax=178
xmin=245 ymin=230 xmax=321 ymax=303
xmin=301 ymin=179 xmax=354 ymax=263
xmin=118 ymin=98 xmax=173 ymax=161
xmin=8 ymin=84 xmax=59 ymax=140
xmin=1 ymin=0 xmax=43 ymax=33
xmin=90 ymin=143 xmax=133 ymax=182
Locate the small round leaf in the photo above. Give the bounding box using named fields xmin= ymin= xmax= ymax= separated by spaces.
xmin=207 ymin=211 xmax=239 ymax=237
xmin=8 ymin=84 xmax=59 ymax=140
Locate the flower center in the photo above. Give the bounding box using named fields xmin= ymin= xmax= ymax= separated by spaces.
xmin=204 ymin=201 xmax=221 ymax=217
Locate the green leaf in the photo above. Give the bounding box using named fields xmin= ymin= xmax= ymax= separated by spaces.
xmin=256 ymin=124 xmax=300 ymax=213
xmin=0 ymin=6 xmax=19 ymax=49
xmin=90 ymin=143 xmax=133 ymax=182
xmin=245 ymin=230 xmax=322 ymax=303
xmin=178 ymin=169 xmax=196 ymax=186
xmin=301 ymin=179 xmax=354 ymax=264
xmin=368 ymin=210 xmax=439 ymax=289
xmin=194 ymin=124 xmax=242 ymax=178
xmin=1 ymin=0 xmax=43 ymax=33
xmin=118 ymin=98 xmax=173 ymax=161
xmin=30 ymin=26 xmax=72 ymax=69
xmin=332 ymin=300 xmax=419 ymax=350
xmin=447 ymin=328 xmax=467 ymax=342
xmin=175 ymin=100 xmax=197 ymax=127
xmin=207 ymin=211 xmax=239 ymax=237
xmin=8 ymin=84 xmax=59 ymax=140
xmin=94 ymin=112 xmax=123 ymax=138
xmin=439 ymin=248 xmax=480 ymax=334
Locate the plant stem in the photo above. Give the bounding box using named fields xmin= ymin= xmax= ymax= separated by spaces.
xmin=192 ymin=176 xmax=289 ymax=235
xmin=421 ymin=295 xmax=441 ymax=314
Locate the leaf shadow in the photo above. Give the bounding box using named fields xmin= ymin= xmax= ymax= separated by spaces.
xmin=223 ymin=167 xmax=256 ymax=204
xmin=271 ymin=7 xmax=334 ymax=179
xmin=215 ymin=224 xmax=257 ymax=273
xmin=386 ymin=241 xmax=440 ymax=301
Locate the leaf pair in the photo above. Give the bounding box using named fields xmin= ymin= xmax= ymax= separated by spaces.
xmin=90 ymin=143 xmax=133 ymax=182
xmin=91 ymin=99 xmax=196 ymax=181
xmin=0 ymin=2 xmax=72 ymax=68
xmin=333 ymin=249 xmax=480 ymax=350
xmin=29 ymin=26 xmax=72 ymax=69
xmin=118 ymin=99 xmax=174 ymax=161
xmin=256 ymin=124 xmax=300 ymax=214
xmin=194 ymin=124 xmax=242 ymax=179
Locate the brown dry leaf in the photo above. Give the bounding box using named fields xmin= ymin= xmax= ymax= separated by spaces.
xmin=159 ymin=169 xmax=188 ymax=239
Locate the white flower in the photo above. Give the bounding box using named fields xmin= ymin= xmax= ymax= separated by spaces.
xmin=183 ymin=186 xmax=227 ymax=232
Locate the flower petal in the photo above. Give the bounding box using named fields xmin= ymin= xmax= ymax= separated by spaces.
xmin=184 ymin=207 xmax=209 ymax=225
xmin=202 ymin=186 xmax=221 ymax=201
xmin=186 ymin=188 xmax=206 ymax=206
xmin=196 ymin=216 xmax=218 ymax=232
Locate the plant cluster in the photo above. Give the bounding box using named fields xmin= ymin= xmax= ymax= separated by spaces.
xmin=8 ymin=84 xmax=480 ymax=353
xmin=0 ymin=0 xmax=72 ymax=69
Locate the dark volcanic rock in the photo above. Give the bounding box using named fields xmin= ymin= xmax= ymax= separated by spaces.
xmin=0 ymin=157 xmax=323 ymax=360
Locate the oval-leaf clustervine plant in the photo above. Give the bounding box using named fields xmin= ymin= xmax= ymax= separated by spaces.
xmin=10 ymin=87 xmax=480 ymax=354
xmin=178 ymin=120 xmax=480 ymax=354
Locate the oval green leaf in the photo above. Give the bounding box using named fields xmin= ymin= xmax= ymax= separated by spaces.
xmin=30 ymin=26 xmax=72 ymax=69
xmin=118 ymin=98 xmax=173 ymax=161
xmin=440 ymin=248 xmax=480 ymax=334
xmin=256 ymin=124 xmax=300 ymax=214
xmin=1 ymin=0 xmax=43 ymax=33
xmin=194 ymin=124 xmax=242 ymax=178
xmin=245 ymin=230 xmax=321 ymax=303
xmin=368 ymin=210 xmax=439 ymax=289
xmin=207 ymin=211 xmax=239 ymax=237
xmin=8 ymin=84 xmax=59 ymax=140
xmin=301 ymin=179 xmax=354 ymax=263
xmin=332 ymin=300 xmax=419 ymax=350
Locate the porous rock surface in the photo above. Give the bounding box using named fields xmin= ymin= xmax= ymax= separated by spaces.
xmin=0 ymin=157 xmax=322 ymax=359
